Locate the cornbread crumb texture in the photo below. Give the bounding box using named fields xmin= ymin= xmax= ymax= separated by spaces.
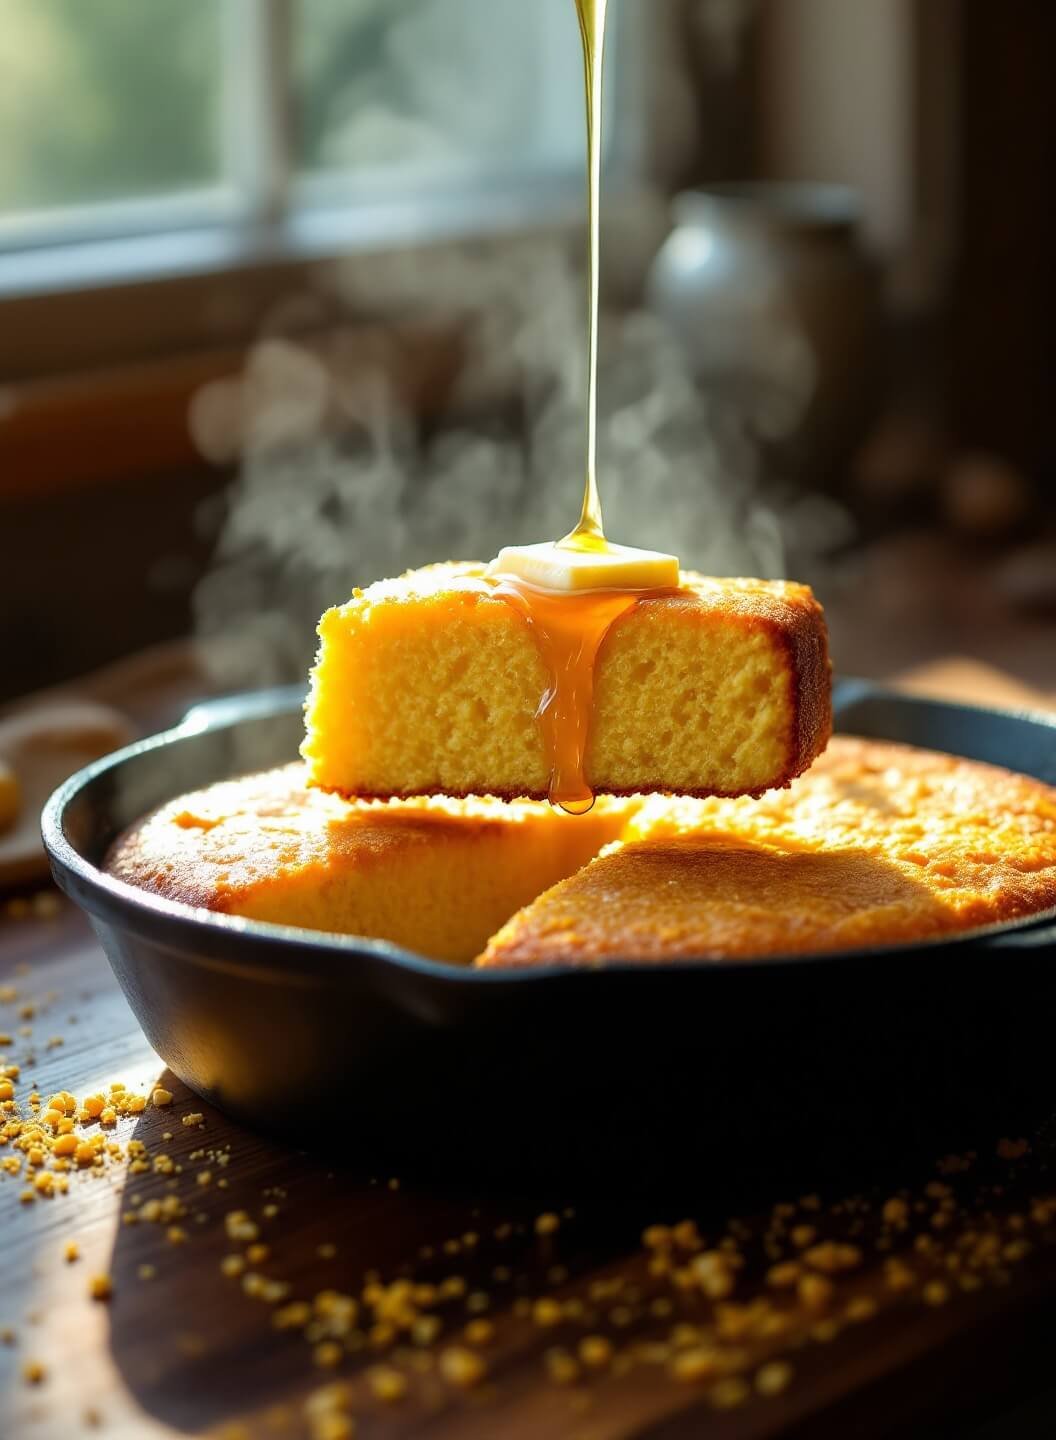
xmin=301 ymin=562 xmax=830 ymax=801
xmin=105 ymin=764 xmax=631 ymax=964
xmin=478 ymin=737 xmax=1056 ymax=968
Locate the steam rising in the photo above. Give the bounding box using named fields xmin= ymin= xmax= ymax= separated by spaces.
xmin=192 ymin=240 xmax=844 ymax=686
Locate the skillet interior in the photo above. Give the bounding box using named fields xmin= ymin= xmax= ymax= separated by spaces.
xmin=42 ymin=682 xmax=1056 ymax=1183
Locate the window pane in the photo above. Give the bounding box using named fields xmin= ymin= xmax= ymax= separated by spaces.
xmin=295 ymin=0 xmax=590 ymax=180
xmin=0 ymin=0 xmax=223 ymax=216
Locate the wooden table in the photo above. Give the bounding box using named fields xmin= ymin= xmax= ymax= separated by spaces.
xmin=4 ymin=659 xmax=1056 ymax=1440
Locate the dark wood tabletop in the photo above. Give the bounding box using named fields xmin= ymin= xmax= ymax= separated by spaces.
xmin=4 ymin=648 xmax=1056 ymax=1440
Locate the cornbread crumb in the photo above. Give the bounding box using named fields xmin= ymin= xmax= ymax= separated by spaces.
xmin=225 ymin=1211 xmax=260 ymax=1243
xmin=151 ymin=1088 xmax=173 ymax=1107
xmin=845 ymin=1295 xmax=878 ymax=1322
xmin=88 ymin=1273 xmax=112 ymax=1302
xmin=314 ymin=1341 xmax=343 ymax=1369
xmin=803 ymin=1241 xmax=861 ymax=1273
xmin=997 ymin=1138 xmax=1029 ymax=1161
xmin=756 ymin=1361 xmax=793 ymax=1396
xmin=798 ymin=1274 xmax=834 ymax=1311
xmin=182 ymin=1112 xmax=204 ymax=1128
xmin=545 ymin=1348 xmax=580 ymax=1384
xmin=64 ymin=1240 xmax=80 ymax=1263
xmin=710 ymin=1377 xmax=750 ymax=1409
xmin=923 ymin=1281 xmax=950 ymax=1307
xmin=690 ymin=1251 xmax=736 ymax=1299
xmin=367 ymin=1366 xmax=407 ymax=1403
xmin=407 ymin=1315 xmax=440 ymax=1347
xmin=23 ymin=1360 xmax=46 ymax=1385
xmin=766 ymin=1261 xmax=801 ymax=1289
xmin=882 ymin=1197 xmax=910 ymax=1227
xmin=311 ymin=1417 xmax=355 ymax=1440
xmin=463 ymin=1319 xmax=492 ymax=1347
xmin=535 ymin=1212 xmax=560 ymax=1237
xmin=670 ymin=1348 xmax=718 ymax=1384
xmin=439 ymin=1346 xmax=486 ymax=1388
xmin=579 ymin=1335 xmax=613 ymax=1369
xmin=532 ymin=1297 xmax=563 ymax=1328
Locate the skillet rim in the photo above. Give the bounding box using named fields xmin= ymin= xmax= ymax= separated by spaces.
xmin=41 ymin=683 xmax=1056 ymax=984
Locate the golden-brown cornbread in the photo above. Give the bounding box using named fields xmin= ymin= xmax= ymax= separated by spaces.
xmin=105 ymin=764 xmax=634 ymax=964
xmin=477 ymin=738 xmax=1056 ymax=968
xmin=302 ymin=563 xmax=831 ymax=802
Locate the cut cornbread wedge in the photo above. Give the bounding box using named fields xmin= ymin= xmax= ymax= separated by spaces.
xmin=476 ymin=737 xmax=1056 ymax=969
xmin=105 ymin=763 xmax=634 ymax=964
xmin=302 ymin=562 xmax=831 ymax=802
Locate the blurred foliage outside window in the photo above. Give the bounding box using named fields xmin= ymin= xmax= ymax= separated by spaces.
xmin=0 ymin=0 xmax=589 ymax=227
xmin=0 ymin=0 xmax=223 ymax=214
xmin=296 ymin=0 xmax=585 ymax=180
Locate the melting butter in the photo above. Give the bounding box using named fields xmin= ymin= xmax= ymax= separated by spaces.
xmin=489 ymin=541 xmax=679 ymax=594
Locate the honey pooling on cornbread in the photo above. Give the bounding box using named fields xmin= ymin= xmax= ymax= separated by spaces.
xmin=483 ymin=580 xmax=646 ymax=814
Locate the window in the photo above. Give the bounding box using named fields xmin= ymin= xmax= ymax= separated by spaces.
xmin=0 ymin=0 xmax=629 ymax=263
xmin=0 ymin=0 xmax=224 ymax=234
xmin=296 ymin=0 xmax=589 ymax=186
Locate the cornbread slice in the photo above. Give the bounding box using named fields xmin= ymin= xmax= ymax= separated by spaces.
xmin=302 ymin=563 xmax=831 ymax=801
xmin=105 ymin=764 xmax=633 ymax=964
xmin=477 ymin=738 xmax=1056 ymax=968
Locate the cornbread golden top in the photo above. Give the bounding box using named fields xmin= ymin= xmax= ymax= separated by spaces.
xmin=109 ymin=738 xmax=1056 ymax=969
xmin=477 ymin=738 xmax=1056 ymax=968
xmin=104 ymin=764 xmax=633 ymax=964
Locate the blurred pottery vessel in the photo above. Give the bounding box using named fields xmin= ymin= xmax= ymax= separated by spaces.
xmin=648 ymin=183 xmax=880 ymax=487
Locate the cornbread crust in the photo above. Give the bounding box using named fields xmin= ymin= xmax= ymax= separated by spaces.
xmin=302 ymin=563 xmax=832 ymax=803
xmin=105 ymin=764 xmax=634 ymax=964
xmin=590 ymin=575 xmax=833 ymax=800
xmin=477 ymin=737 xmax=1056 ymax=969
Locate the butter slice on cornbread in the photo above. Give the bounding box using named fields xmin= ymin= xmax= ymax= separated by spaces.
xmin=302 ymin=562 xmax=831 ymax=802
xmin=105 ymin=765 xmax=633 ymax=964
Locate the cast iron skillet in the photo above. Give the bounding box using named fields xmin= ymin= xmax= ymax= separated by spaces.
xmin=42 ymin=682 xmax=1056 ymax=1186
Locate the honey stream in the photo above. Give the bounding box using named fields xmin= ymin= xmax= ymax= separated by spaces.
xmin=491 ymin=0 xmax=662 ymax=814
xmin=563 ymin=0 xmax=609 ymax=554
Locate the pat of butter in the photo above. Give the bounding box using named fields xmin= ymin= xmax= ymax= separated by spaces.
xmin=488 ymin=540 xmax=680 ymax=593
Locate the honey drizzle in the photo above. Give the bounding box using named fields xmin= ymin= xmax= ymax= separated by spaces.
xmin=563 ymin=0 xmax=609 ymax=554
xmin=480 ymin=1 xmax=666 ymax=814
xmin=491 ymin=580 xmax=638 ymax=814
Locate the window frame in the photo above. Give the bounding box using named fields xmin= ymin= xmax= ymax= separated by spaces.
xmin=0 ymin=0 xmax=682 ymax=512
xmin=0 ymin=0 xmax=648 ymax=313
